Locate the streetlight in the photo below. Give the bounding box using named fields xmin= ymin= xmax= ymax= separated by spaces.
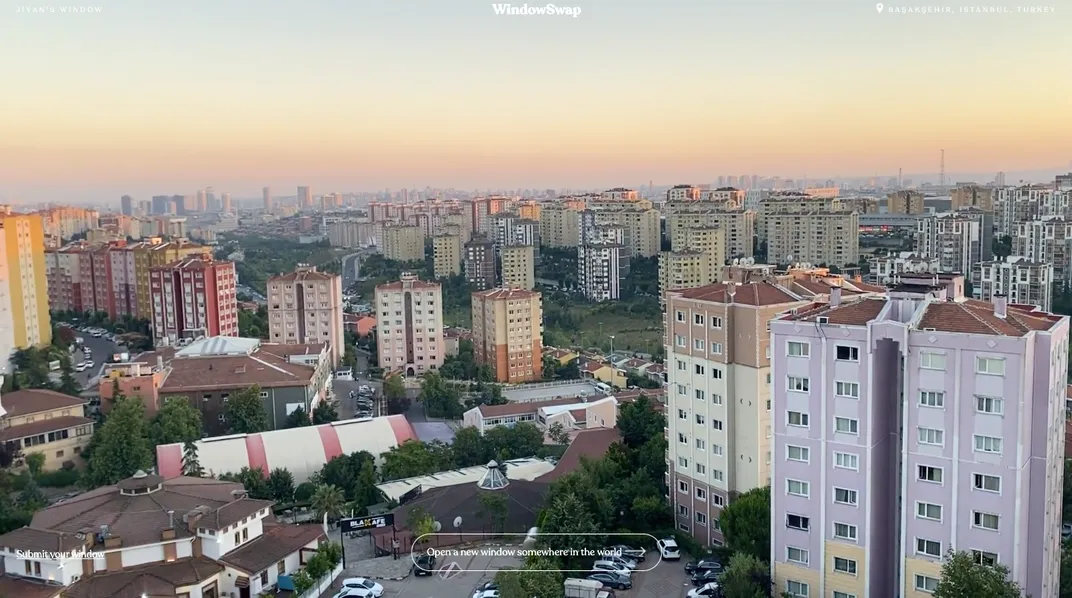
xmin=608 ymin=335 xmax=615 ymax=356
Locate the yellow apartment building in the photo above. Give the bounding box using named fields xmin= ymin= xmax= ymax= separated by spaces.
xmin=500 ymin=245 xmax=535 ymax=290
xmin=0 ymin=389 xmax=93 ymax=471
xmin=1 ymin=214 xmax=51 ymax=349
xmin=432 ymin=234 xmax=462 ymax=278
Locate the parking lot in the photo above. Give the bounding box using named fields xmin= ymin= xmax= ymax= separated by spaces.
xmin=328 ymin=551 xmax=692 ymax=598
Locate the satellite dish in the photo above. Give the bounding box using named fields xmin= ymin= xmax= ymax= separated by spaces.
xmin=453 ymin=516 xmax=463 ymax=529
xmin=433 ymin=520 xmax=443 ymax=532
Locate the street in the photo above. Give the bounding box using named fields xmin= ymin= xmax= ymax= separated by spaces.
xmin=68 ymin=332 xmax=122 ymax=390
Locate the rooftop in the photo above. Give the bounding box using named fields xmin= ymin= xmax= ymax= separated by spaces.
xmin=536 ymin=428 xmax=622 ymax=483
xmin=162 ymin=340 xmax=325 ymax=392
xmin=62 ymin=556 xmax=223 ymax=598
xmin=0 ymin=389 xmax=86 ymax=418
xmin=473 ymin=288 xmax=542 ymax=301
xmin=500 ymin=380 xmax=605 ymax=403
xmin=217 ymin=523 xmax=325 ymax=574
xmin=675 ymin=281 xmax=800 ymax=306
xmin=376 ymin=457 xmax=555 ymax=501
xmin=268 ymin=267 xmax=338 ymax=283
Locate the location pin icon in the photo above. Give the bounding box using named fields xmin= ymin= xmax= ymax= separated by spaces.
xmin=876 ymin=3 xmax=884 ymax=11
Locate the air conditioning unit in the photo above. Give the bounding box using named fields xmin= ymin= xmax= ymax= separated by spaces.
xmin=817 ymin=316 xmax=830 ymax=324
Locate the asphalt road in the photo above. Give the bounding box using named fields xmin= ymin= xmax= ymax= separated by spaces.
xmin=68 ymin=333 xmax=122 ymax=389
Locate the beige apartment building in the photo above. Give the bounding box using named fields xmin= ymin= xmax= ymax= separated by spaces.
xmin=886 ymin=190 xmax=925 ymax=214
xmin=374 ymin=273 xmax=444 ymax=376
xmin=589 ymin=208 xmax=661 ymax=257
xmin=658 ymin=226 xmax=727 ymax=305
xmin=518 ymin=200 xmax=541 ymax=221
xmin=382 ymin=224 xmax=425 ymax=262
xmin=266 ymin=266 xmax=345 ymax=366
xmin=432 ymin=234 xmax=463 ymax=278
xmin=500 ymin=245 xmax=535 ymax=290
xmin=762 ymin=195 xmax=860 ymax=267
xmin=1013 ymin=216 xmax=1072 ymax=282
xmin=664 ymin=282 xmax=808 ymax=545
xmin=757 ymin=193 xmax=845 ymax=241
xmin=950 ymin=184 xmax=995 ymax=211
xmin=471 ymin=287 xmax=543 ymax=383
xmin=665 ymin=201 xmax=756 ymax=258
xmin=0 ymin=389 xmax=93 ymax=471
xmin=539 ymin=203 xmax=582 ymax=248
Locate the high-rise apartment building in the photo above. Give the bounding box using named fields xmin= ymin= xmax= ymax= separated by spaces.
xmin=374 ymin=273 xmax=444 ymax=376
xmin=464 ymin=236 xmax=496 ymax=290
xmin=0 ymin=215 xmax=50 ymax=351
xmin=762 ymin=195 xmax=859 ymax=267
xmin=658 ymin=227 xmax=727 ymax=305
xmin=267 ymin=266 xmax=345 ymax=366
xmin=582 ymin=202 xmax=661 ymax=258
xmin=471 ymin=287 xmax=543 ymax=383
xmin=382 ymin=224 xmax=425 ymax=263
xmin=665 ymin=282 xmax=807 ymax=545
xmin=950 ymin=184 xmax=994 ymax=212
xmin=500 ymin=245 xmax=535 ymax=290
xmin=994 ymin=186 xmax=1071 ymax=235
xmin=493 ymin=215 xmax=540 ymax=255
xmin=1012 ymin=216 xmax=1072 ymax=282
xmin=868 ymin=252 xmax=940 ymax=285
xmin=149 ymin=257 xmax=238 ymax=345
xmin=517 ymin=200 xmax=541 ymax=221
xmin=665 ymin=201 xmax=755 ymax=259
xmin=221 ymin=192 xmax=232 ymax=214
xmin=578 ymin=242 xmax=627 ymax=301
xmin=466 ymin=196 xmax=509 ymax=236
xmin=667 ymin=185 xmax=703 ymax=201
xmin=770 ymin=289 xmax=1068 ymax=598
xmin=539 ymin=203 xmax=582 ymax=248
xmin=886 ymin=190 xmax=925 ymax=214
xmin=298 ymin=186 xmax=313 ymax=208
xmin=915 ymin=212 xmax=989 ymax=274
xmin=263 ymin=187 xmax=272 ymax=212
xmin=432 ymin=234 xmax=463 ymax=278
xmin=120 ymin=195 xmax=134 ymax=216
xmin=971 ymin=256 xmax=1053 ymax=311
xmin=131 ymin=239 xmax=209 ymax=319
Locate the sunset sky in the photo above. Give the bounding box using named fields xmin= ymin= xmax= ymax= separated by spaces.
xmin=2 ymin=0 xmax=1070 ymax=202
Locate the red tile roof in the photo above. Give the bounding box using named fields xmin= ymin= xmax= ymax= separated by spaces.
xmin=787 ymin=298 xmax=888 ymax=325
xmin=0 ymin=415 xmax=94 ymax=443
xmin=218 ymin=523 xmax=325 ymax=574
xmin=918 ymin=301 xmax=1060 ymax=336
xmin=676 ymin=282 xmax=799 ymax=306
xmin=473 ymin=288 xmax=542 ymax=301
xmin=536 ymin=428 xmax=622 ymax=482
xmin=0 ymin=389 xmax=86 ymax=417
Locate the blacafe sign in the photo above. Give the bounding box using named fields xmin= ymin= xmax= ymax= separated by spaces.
xmin=340 ymin=513 xmax=395 ymax=533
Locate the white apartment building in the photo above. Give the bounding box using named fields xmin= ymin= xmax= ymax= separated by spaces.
xmin=1012 ymin=216 xmax=1072 ymax=283
xmin=374 ymin=273 xmax=445 ymax=376
xmin=665 ymin=281 xmax=808 ymax=545
xmin=915 ymin=213 xmax=985 ymax=274
xmin=267 ymin=266 xmax=345 ymax=366
xmin=667 ymin=185 xmax=702 ymax=201
xmin=995 ymin=186 xmax=1072 ymax=235
xmin=578 ymin=242 xmax=627 ymax=301
xmin=971 ymin=256 xmax=1054 ymax=312
xmin=868 ymin=252 xmax=940 ymax=285
xmin=761 ymin=195 xmax=859 ymax=267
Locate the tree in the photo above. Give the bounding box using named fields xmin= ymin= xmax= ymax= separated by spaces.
xmin=18 ymin=479 xmax=47 ymax=510
xmin=267 ymin=467 xmax=296 ymax=503
xmin=547 ymin=422 xmax=571 ymax=445
xmin=719 ymin=552 xmax=772 ymax=598
xmin=84 ymin=395 xmax=153 ymax=487
xmin=484 ymin=422 xmax=544 ymax=461
xmin=496 ymin=556 xmax=563 ymax=598
xmin=219 ymin=467 xmax=271 ymax=500
xmin=478 ymin=491 xmax=509 ymax=535
xmin=285 ymin=406 xmax=312 ymax=428
xmin=451 ymin=427 xmax=491 ymax=467
xmin=933 ymin=550 xmax=1024 ymax=598
xmin=351 ymin=460 xmax=382 ymax=509
xmin=225 ymin=385 xmax=269 ymax=434
xmin=1061 ymin=542 xmax=1072 ymax=598
xmin=381 ymin=440 xmax=454 ymax=481
xmin=384 ymin=375 xmax=410 ymax=414
xmin=311 ymin=484 xmax=345 ymax=521
xmin=719 ymin=485 xmax=770 ymax=563
xmin=538 ymin=492 xmax=604 ymax=569
xmin=181 ymin=441 xmax=203 ymax=477
xmin=617 ymin=394 xmax=664 ymax=449
xmin=420 ymin=372 xmax=464 ymax=419
xmin=312 ymin=401 xmax=338 ymax=425
xmin=57 ymin=354 xmax=81 ymax=396
xmin=25 ymin=453 xmax=45 ymax=478
xmin=406 ymin=505 xmax=436 ymax=544
xmin=149 ymin=398 xmax=203 ymax=447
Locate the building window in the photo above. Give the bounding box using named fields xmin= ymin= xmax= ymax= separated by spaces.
xmin=787 ymin=376 xmax=810 ymax=392
xmin=712 ymin=470 xmax=724 ymax=481
xmin=678 ymin=409 xmax=688 ymax=420
xmin=678 ymin=504 xmax=689 ymax=517
xmin=973 ymin=473 xmax=1001 ymax=493
xmin=835 ymin=381 xmax=859 ymax=398
xmin=916 ymin=502 xmax=942 ymax=521
xmin=833 ymin=522 xmax=857 ymax=541
xmin=972 ymin=511 xmax=1000 ymax=531
xmin=787 ymin=411 xmax=809 ymax=427
xmin=786 ymin=445 xmax=809 ymax=462
xmin=915 ymin=574 xmax=939 ymax=593
xmin=695 ymin=512 xmax=707 ymax=525
xmin=710 ymin=342 xmax=723 ymax=354
xmin=786 ymin=514 xmax=809 ymax=530
xmin=833 ymin=593 xmax=856 ymax=598
xmin=785 ymin=580 xmax=809 ymax=597
xmin=975 ymin=396 xmax=1004 ymax=415
xmin=786 ymin=479 xmax=809 ymax=497
xmin=833 ymin=487 xmax=857 ymax=505
xmin=833 ymin=557 xmax=857 ymax=575
xmin=694 ymin=313 xmax=705 ymax=325
xmin=974 ymin=435 xmax=1003 ymax=454
xmin=975 ymin=356 xmax=1005 ymax=375
xmin=918 ymin=427 xmax=944 ymax=446
xmin=834 ymin=417 xmax=858 ymax=435
xmin=918 ymin=465 xmax=943 ymax=483
xmin=676 ymin=311 xmax=685 ymax=322
xmin=919 ymin=390 xmax=944 ymax=407
xmin=695 ymin=463 xmax=706 ymax=475
xmin=835 ymin=345 xmax=859 ymax=361
xmin=916 ymin=538 xmax=942 ymax=557
xmin=678 ymin=433 xmax=688 ymax=445
xmin=711 ymin=368 xmax=723 ymax=380
xmin=786 ymin=547 xmax=809 ymax=565
xmin=712 ymin=495 xmax=724 ymax=507
xmin=678 ymin=457 xmax=689 ymax=468
xmin=260 ymin=570 xmax=269 ymax=585
xmin=920 ymin=351 xmax=946 ymax=370
xmin=712 ymin=444 xmax=724 ymax=456
xmin=675 ymin=335 xmax=686 ymax=347
xmin=693 ymin=338 xmax=704 ymax=350
xmin=787 ymin=341 xmax=809 ymax=357
xmin=972 ymin=550 xmax=998 ymax=566
xmin=678 ymin=480 xmax=689 ymax=493
xmin=694 ymin=364 xmax=705 ymax=375
xmin=834 ymin=452 xmax=858 ymax=470
xmin=695 ymin=487 xmax=706 ymax=501
xmin=710 ymin=316 xmax=722 ymax=329
xmin=712 ymin=419 xmax=723 ymax=431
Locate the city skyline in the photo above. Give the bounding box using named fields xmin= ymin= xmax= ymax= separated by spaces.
xmin=3 ymin=0 xmax=1070 ymax=202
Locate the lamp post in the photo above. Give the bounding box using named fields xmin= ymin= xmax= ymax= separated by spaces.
xmin=608 ymin=335 xmax=615 ymax=356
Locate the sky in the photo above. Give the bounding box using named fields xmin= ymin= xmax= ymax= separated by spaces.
xmin=1 ymin=0 xmax=1070 ymax=203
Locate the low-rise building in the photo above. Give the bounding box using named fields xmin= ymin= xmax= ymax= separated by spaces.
xmin=97 ymin=357 xmax=170 ymax=418
xmin=971 ymin=255 xmax=1054 ymax=311
xmin=0 ymin=389 xmax=92 ymax=472
xmin=461 ymin=395 xmax=619 ymax=437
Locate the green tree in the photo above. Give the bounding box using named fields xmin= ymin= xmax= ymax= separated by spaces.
xmin=547 ymin=422 xmax=571 ymax=445
xmin=383 ymin=374 xmax=410 ymax=414
xmin=538 ymin=492 xmax=604 ymax=569
xmin=311 ymin=483 xmax=345 ymax=521
xmin=478 ymin=491 xmax=509 ymax=535
xmin=719 ymin=552 xmax=772 ymax=598
xmin=451 ymin=427 xmax=490 ymax=467
xmin=267 ymin=467 xmax=296 ymax=503
xmin=220 ymin=466 xmax=271 ymax=500
xmin=351 ymin=460 xmax=383 ymax=508
xmin=719 ymin=485 xmax=771 ymax=563
xmin=285 ymin=406 xmax=312 ymax=428
xmin=406 ymin=505 xmax=436 ymax=544
xmin=148 ymin=398 xmax=203 ymax=446
xmin=496 ymin=556 xmax=564 ymax=598
xmin=25 ymin=453 xmax=45 ymax=478
xmin=616 ymin=394 xmax=664 ymax=449
xmin=181 ymin=441 xmax=203 ymax=477
xmin=84 ymin=396 xmax=153 ymax=487
xmin=1061 ymin=542 xmax=1072 ymax=598
xmin=312 ymin=401 xmax=338 ymax=425
xmin=484 ymin=422 xmax=544 ymax=461
xmin=18 ymin=479 xmax=47 ymax=510
xmin=225 ymin=385 xmax=270 ymax=434
xmin=381 ymin=440 xmax=454 ymax=481
xmin=420 ymin=372 xmax=464 ymax=419
xmin=57 ymin=354 xmax=81 ymax=396
xmin=933 ymin=550 xmax=1024 ymax=598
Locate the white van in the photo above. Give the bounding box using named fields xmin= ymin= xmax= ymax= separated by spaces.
xmin=594 ymin=382 xmax=613 ymax=394
xmin=335 ymin=368 xmax=354 ymax=381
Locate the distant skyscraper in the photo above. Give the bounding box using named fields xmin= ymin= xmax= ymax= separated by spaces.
xmin=222 ymin=193 xmax=232 ymax=214
xmin=196 ymin=189 xmax=207 ymax=212
xmin=995 ymin=171 xmax=1007 ymax=186
xmin=151 ymin=195 xmax=170 ymax=215
xmin=120 ymin=195 xmax=133 ymax=216
xmin=206 ymin=187 xmax=217 ymax=211
xmin=263 ymin=187 xmax=272 ymax=212
xmin=298 ymin=186 xmax=312 ymax=208
xmin=726 ymin=175 xmax=737 ymax=187
xmin=751 ymin=175 xmax=759 ymax=189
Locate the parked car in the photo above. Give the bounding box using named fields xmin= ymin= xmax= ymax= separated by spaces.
xmin=603 ymin=545 xmax=646 ymax=561
xmin=75 ymin=363 xmax=87 ymax=372
xmin=333 ymin=590 xmax=375 ymax=598
xmin=587 ymin=572 xmax=632 ymax=590
xmin=656 ymin=538 xmax=681 ymax=560
xmin=472 ymin=591 xmax=499 ymax=598
xmin=471 ymin=581 xmax=498 ymax=598
xmin=691 ymin=569 xmax=723 ymax=586
xmin=83 ymin=360 xmax=94 ymax=368
xmin=340 ymin=578 xmax=384 ymax=598
xmin=685 ymin=559 xmax=723 ymax=574
xmin=1064 ymin=523 xmax=1072 ymax=542
xmin=600 ymin=555 xmax=637 ymax=570
xmin=687 ymin=582 xmax=721 ymax=598
xmin=413 ymin=553 xmax=436 ymax=576
xmin=591 ymin=561 xmax=631 ymax=577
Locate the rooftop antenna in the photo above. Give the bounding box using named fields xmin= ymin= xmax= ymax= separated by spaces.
xmin=939 ymin=149 xmax=946 ymax=186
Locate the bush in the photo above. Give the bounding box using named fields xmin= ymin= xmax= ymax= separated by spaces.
xmin=38 ymin=468 xmax=81 ymax=488
xmin=294 ymin=482 xmax=316 ymax=501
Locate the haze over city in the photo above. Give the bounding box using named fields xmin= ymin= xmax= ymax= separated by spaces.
xmin=2 ymin=0 xmax=1070 ymax=203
